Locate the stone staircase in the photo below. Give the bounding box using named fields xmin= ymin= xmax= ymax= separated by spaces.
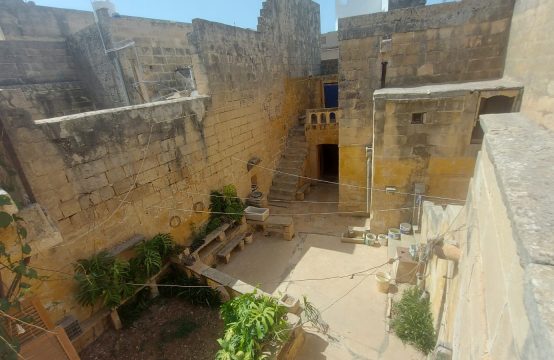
xmin=268 ymin=125 xmax=308 ymax=201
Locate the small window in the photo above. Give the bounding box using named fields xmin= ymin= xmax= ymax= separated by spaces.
xmin=320 ymin=113 xmax=327 ymax=124
xmin=329 ymin=112 xmax=336 ymax=123
xmin=411 ymin=113 xmax=425 ymax=124
xmin=311 ymin=113 xmax=318 ymax=124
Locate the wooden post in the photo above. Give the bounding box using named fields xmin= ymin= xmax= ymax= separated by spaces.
xmin=110 ymin=309 xmax=123 ymax=330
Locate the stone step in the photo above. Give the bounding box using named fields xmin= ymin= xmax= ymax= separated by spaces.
xmin=268 ymin=191 xmax=295 ymax=201
xmin=285 ymin=146 xmax=308 ymax=155
xmin=269 ymin=186 xmax=296 ymax=197
xmin=283 ymin=152 xmax=307 ymax=161
xmin=279 ymin=159 xmax=304 ymax=168
xmin=276 ymin=167 xmax=302 ymax=176
xmin=273 ymin=174 xmax=298 ymax=187
xmin=290 ymin=127 xmax=305 ymax=136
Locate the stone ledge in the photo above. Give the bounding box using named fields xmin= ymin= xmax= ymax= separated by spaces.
xmin=481 ymin=113 xmax=554 ymax=357
xmin=481 ymin=113 xmax=554 ymax=267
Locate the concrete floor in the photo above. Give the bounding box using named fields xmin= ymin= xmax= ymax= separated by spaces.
xmin=219 ymin=183 xmax=423 ymax=360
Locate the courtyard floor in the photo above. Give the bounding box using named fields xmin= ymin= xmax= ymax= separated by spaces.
xmin=219 ymin=183 xmax=423 ymax=360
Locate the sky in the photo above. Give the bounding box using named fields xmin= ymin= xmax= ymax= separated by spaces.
xmin=32 ymin=0 xmax=449 ymax=34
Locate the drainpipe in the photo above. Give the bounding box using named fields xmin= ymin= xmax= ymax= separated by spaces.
xmin=366 ymin=145 xmax=372 ymax=214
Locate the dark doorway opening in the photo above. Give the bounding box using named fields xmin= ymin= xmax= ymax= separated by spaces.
xmin=471 ymin=95 xmax=515 ymax=144
xmin=323 ymin=83 xmax=338 ymax=108
xmin=319 ymin=144 xmax=339 ymax=181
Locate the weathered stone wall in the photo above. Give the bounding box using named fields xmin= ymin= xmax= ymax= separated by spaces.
xmin=504 ymin=0 xmax=554 ymax=131
xmin=388 ymin=0 xmax=426 ymax=11
xmin=0 ymin=0 xmax=321 ymax=326
xmin=422 ymin=114 xmax=554 ymax=359
xmin=337 ymin=0 xmax=515 ymax=211
xmin=0 ymin=40 xmax=81 ymax=86
xmin=370 ymin=80 xmax=522 ymax=233
xmin=0 ymin=0 xmax=94 ymax=40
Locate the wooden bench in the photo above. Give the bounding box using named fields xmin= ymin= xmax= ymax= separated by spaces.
xmin=216 ymin=234 xmax=245 ymax=264
xmin=247 ymin=215 xmax=295 ymax=241
xmin=295 ymin=183 xmax=311 ymax=200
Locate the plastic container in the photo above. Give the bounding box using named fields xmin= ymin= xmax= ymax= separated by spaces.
xmin=378 ymin=234 xmax=388 ymax=246
xmin=400 ymin=223 xmax=412 ymax=235
xmin=365 ymin=233 xmax=377 ymax=246
xmin=375 ymin=272 xmax=391 ymax=293
xmin=388 ymin=228 xmax=401 ymax=241
xmin=244 ymin=206 xmax=269 ymax=221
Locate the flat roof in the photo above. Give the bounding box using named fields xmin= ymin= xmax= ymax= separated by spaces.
xmin=374 ymin=79 xmax=523 ymax=99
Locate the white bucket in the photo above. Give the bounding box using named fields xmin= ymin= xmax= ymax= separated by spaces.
xmin=365 ymin=233 xmax=377 ymax=246
xmin=378 ymin=234 xmax=388 ymax=246
xmin=375 ymin=272 xmax=391 ymax=293
xmin=388 ymin=228 xmax=401 ymax=240
xmin=400 ymin=223 xmax=412 ymax=235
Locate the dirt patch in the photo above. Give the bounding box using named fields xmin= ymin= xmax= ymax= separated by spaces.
xmin=80 ymin=298 xmax=223 ymax=360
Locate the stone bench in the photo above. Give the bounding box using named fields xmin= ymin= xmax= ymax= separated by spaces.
xmin=295 ymin=183 xmax=311 ymax=200
xmin=247 ymin=215 xmax=295 ymax=241
xmin=216 ymin=234 xmax=245 ymax=264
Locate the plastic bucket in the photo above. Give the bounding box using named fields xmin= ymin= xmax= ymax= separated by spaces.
xmin=400 ymin=223 xmax=412 ymax=235
xmin=375 ymin=272 xmax=391 ymax=293
xmin=365 ymin=233 xmax=377 ymax=246
xmin=378 ymin=234 xmax=388 ymax=246
xmin=388 ymin=228 xmax=401 ymax=240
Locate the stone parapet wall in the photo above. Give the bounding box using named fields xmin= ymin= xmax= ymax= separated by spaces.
xmin=0 ymin=0 xmax=94 ymax=41
xmin=422 ymin=113 xmax=554 ymax=359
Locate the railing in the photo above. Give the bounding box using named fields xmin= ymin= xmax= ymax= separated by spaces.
xmin=305 ymin=107 xmax=339 ymax=130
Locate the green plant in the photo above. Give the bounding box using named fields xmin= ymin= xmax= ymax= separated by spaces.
xmin=391 ymin=287 xmax=436 ymax=355
xmin=216 ymin=290 xmax=288 ymax=360
xmin=74 ymin=251 xmax=134 ymax=308
xmin=221 ymin=185 xmax=244 ymax=223
xmin=0 ymin=195 xmax=45 ymax=360
xmin=158 ymin=266 xmax=221 ymax=307
xmin=118 ymin=288 xmax=152 ymax=327
xmin=130 ymin=233 xmax=175 ymax=281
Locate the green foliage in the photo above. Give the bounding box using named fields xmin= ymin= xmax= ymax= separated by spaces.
xmin=0 ymin=209 xmax=44 ymax=359
xmin=159 ymin=265 xmax=221 ymax=308
xmin=189 ymin=184 xmax=244 ymax=253
xmin=74 ymin=251 xmax=134 ymax=308
xmin=391 ymin=287 xmax=436 ymax=355
xmin=220 ymin=185 xmax=244 ymax=223
xmin=74 ymin=233 xmax=174 ymax=308
xmin=216 ymin=291 xmax=288 ymax=360
xmin=118 ymin=288 xmax=152 ymax=327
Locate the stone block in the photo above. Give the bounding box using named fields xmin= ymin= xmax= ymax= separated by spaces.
xmin=59 ymin=199 xmax=81 ymax=218
xmin=106 ymin=167 xmax=126 ymax=184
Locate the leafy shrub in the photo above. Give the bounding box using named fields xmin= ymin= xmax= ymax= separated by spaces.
xmin=118 ymin=288 xmax=152 ymax=327
xmin=130 ymin=233 xmax=175 ymax=281
xmin=391 ymin=287 xmax=436 ymax=355
xmin=158 ymin=266 xmax=221 ymax=308
xmin=75 ymin=234 xmax=174 ymax=308
xmin=216 ymin=291 xmax=288 ymax=360
xmin=74 ymin=251 xmax=134 ymax=308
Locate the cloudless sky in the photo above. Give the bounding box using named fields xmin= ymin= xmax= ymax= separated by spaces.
xmin=32 ymin=0 xmax=449 ymax=34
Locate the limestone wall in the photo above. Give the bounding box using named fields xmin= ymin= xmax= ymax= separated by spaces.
xmin=504 ymin=0 xmax=554 ymax=131
xmin=0 ymin=0 xmax=321 ymax=325
xmin=422 ymin=113 xmax=554 ymax=359
xmin=0 ymin=0 xmax=94 ymax=41
xmin=370 ymin=80 xmax=522 ymax=233
xmin=0 ymin=40 xmax=81 ymax=86
xmin=337 ymin=0 xmax=515 ymax=211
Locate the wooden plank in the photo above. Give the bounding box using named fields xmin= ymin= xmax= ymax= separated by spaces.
xmin=54 ymin=327 xmax=81 ymax=360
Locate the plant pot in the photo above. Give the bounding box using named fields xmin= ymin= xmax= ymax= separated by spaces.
xmin=244 ymin=232 xmax=253 ymax=244
xmin=375 ymin=272 xmax=391 ymax=293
